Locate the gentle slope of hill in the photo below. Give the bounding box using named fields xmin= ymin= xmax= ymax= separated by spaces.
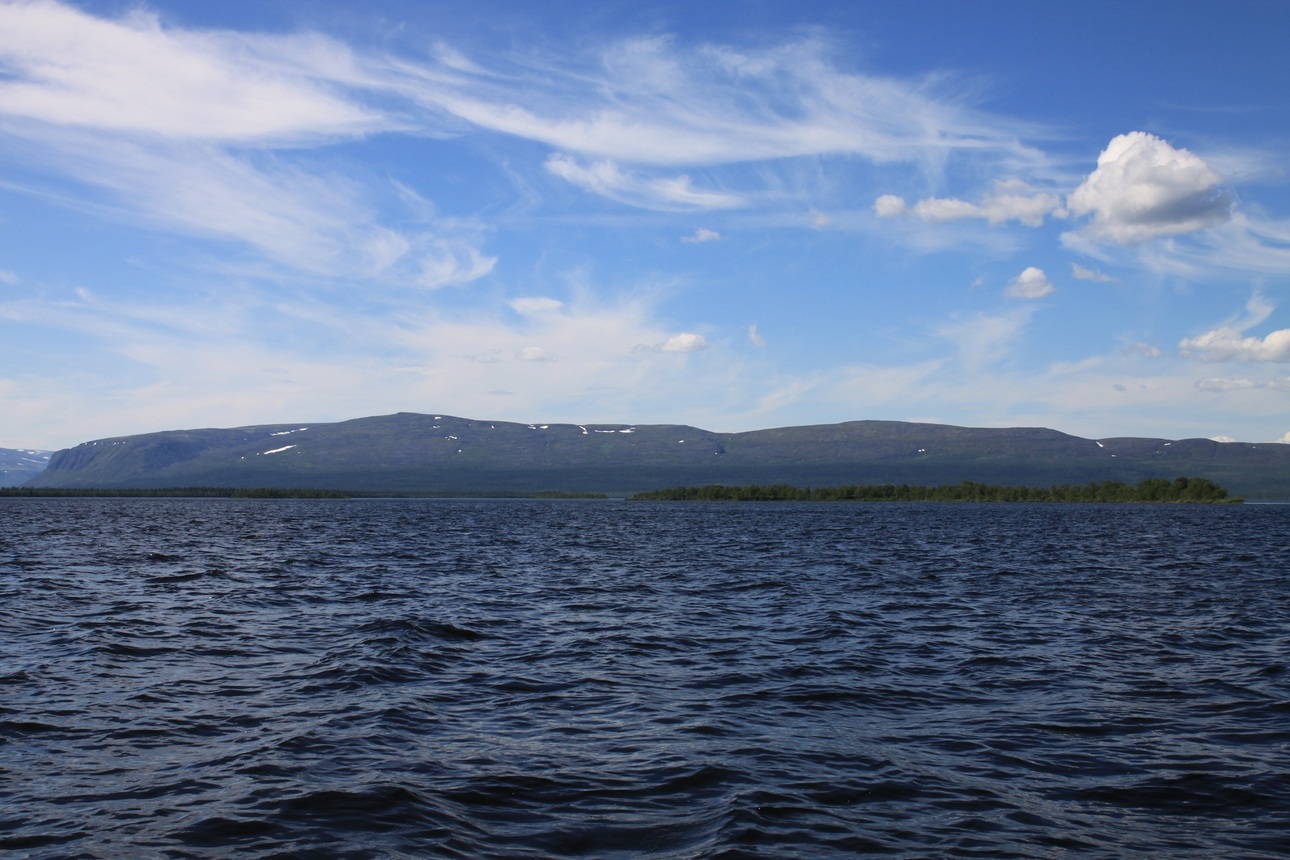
xmin=22 ymin=413 xmax=1290 ymax=498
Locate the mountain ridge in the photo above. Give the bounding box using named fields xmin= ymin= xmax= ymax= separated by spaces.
xmin=23 ymin=412 xmax=1290 ymax=498
xmin=1 ymin=448 xmax=52 ymax=487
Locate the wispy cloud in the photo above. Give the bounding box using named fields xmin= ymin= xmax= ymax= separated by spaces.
xmin=1071 ymin=263 xmax=1114 ymax=282
xmin=545 ymin=155 xmax=744 ymax=210
xmin=934 ymin=308 xmax=1034 ymax=370
xmin=0 ymin=1 xmax=381 ymax=143
xmin=682 ymin=227 xmax=722 ymax=243
xmin=0 ymin=1 xmax=493 ymax=286
xmin=408 ymin=35 xmax=1040 ymax=170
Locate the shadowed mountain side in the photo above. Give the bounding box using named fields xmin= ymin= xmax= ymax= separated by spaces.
xmin=24 ymin=413 xmax=1290 ymax=498
xmin=1 ymin=448 xmax=52 ymax=487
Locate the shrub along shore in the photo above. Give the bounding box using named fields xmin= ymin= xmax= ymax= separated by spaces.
xmin=0 ymin=477 xmax=1238 ymax=502
xmin=630 ymin=477 xmax=1239 ymax=503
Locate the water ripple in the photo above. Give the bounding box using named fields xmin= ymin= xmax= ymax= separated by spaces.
xmin=2 ymin=498 xmax=1288 ymax=857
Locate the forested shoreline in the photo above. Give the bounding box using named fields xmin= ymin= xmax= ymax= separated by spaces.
xmin=0 ymin=487 xmax=604 ymax=499
xmin=631 ymin=477 xmax=1239 ymax=503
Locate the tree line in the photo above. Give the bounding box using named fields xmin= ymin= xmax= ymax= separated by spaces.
xmin=630 ymin=477 xmax=1238 ymax=503
xmin=0 ymin=487 xmax=352 ymax=498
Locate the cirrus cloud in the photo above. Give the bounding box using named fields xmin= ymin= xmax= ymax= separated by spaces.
xmin=545 ymin=154 xmax=744 ymax=210
xmin=0 ymin=0 xmax=381 ymax=143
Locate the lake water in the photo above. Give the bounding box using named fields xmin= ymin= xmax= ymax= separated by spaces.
xmin=2 ymin=498 xmax=1288 ymax=858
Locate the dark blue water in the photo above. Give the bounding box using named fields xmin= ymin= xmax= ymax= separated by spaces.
xmin=1 ymin=498 xmax=1288 ymax=858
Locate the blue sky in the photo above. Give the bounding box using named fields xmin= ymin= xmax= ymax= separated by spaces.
xmin=3 ymin=0 xmax=1290 ymax=450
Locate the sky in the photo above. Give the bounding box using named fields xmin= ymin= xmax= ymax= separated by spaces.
xmin=3 ymin=0 xmax=1290 ymax=451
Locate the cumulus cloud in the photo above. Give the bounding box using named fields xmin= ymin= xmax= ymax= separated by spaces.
xmin=1004 ymin=266 xmax=1054 ymax=299
xmin=873 ymin=195 xmax=907 ymax=218
xmin=1180 ymin=294 xmax=1290 ymax=362
xmin=1182 ymin=328 xmax=1290 ymax=362
xmin=1071 ymin=263 xmax=1114 ymax=282
xmin=659 ymin=332 xmax=708 ymax=353
xmin=682 ymin=227 xmax=721 ymax=243
xmin=874 ymin=180 xmax=1065 ymax=228
xmin=1067 ymin=131 xmax=1233 ymax=244
xmin=748 ymin=323 xmax=766 ymax=348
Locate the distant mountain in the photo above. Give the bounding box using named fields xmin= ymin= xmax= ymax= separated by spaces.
xmin=1 ymin=448 xmax=51 ymax=487
xmin=22 ymin=412 xmax=1290 ymax=498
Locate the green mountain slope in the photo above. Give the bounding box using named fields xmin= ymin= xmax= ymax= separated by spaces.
xmin=24 ymin=412 xmax=1290 ymax=498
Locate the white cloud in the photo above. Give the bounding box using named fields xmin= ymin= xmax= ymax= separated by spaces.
xmin=545 ymin=154 xmax=744 ymax=210
xmin=1180 ymin=294 xmax=1290 ymax=362
xmin=4 ymin=281 xmax=740 ymax=447
xmin=1182 ymin=328 xmax=1290 ymax=362
xmin=1127 ymin=342 xmax=1162 ymax=359
xmin=0 ymin=4 xmax=495 ymax=286
xmin=0 ymin=2 xmax=380 ymax=143
xmin=1210 ymin=435 xmax=1237 ymax=443
xmin=1004 ymin=266 xmax=1054 ymax=299
xmin=1067 ymin=131 xmax=1233 ymax=245
xmin=418 ymin=36 xmax=1040 ymax=170
xmin=659 ymin=332 xmax=708 ymax=353
xmin=1278 ymin=432 xmax=1290 ymax=444
xmin=748 ymin=323 xmax=766 ymax=348
xmin=0 ymin=270 xmax=17 ymax=285
xmin=1071 ymin=263 xmax=1114 ymax=282
xmin=873 ymin=195 xmax=908 ymax=217
xmin=875 ymin=180 xmax=1065 ymax=228
xmin=682 ymin=227 xmax=721 ymax=243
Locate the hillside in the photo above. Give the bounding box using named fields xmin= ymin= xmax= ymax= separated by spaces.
xmin=22 ymin=413 xmax=1290 ymax=498
xmin=1 ymin=448 xmax=52 ymax=487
